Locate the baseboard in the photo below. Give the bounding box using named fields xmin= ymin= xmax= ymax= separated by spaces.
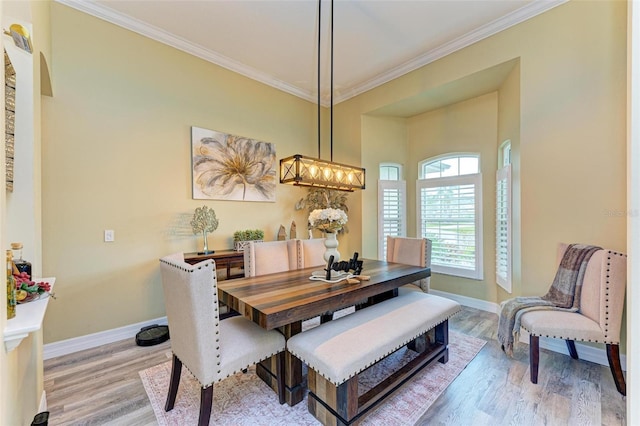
xmin=431 ymin=289 xmax=627 ymax=371
xmin=43 ymin=316 xmax=168 ymax=360
xmin=430 ymin=289 xmax=500 ymax=314
xmin=44 ymin=292 xmax=627 ymax=372
xmin=39 ymin=391 xmax=47 ymax=412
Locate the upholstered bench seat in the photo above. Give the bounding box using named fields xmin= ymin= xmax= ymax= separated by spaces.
xmin=287 ymin=291 xmax=460 ymax=425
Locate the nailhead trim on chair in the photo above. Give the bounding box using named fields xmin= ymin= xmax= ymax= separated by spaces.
xmin=175 ymin=349 xmax=286 ymax=389
xmin=159 ymin=258 xmax=215 ymax=272
xmin=604 ymin=250 xmax=611 ymax=340
xmin=522 ymin=249 xmax=626 ymax=345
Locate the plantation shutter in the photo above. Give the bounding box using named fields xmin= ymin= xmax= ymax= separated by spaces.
xmin=496 ymin=165 xmax=512 ymax=292
xmin=378 ymin=180 xmax=406 ymax=259
xmin=417 ymin=174 xmax=483 ymax=279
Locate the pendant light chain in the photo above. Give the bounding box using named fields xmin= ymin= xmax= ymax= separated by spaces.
xmin=278 ymin=0 xmax=366 ymax=191
xmin=330 ymin=0 xmax=334 ymax=162
xmin=317 ymin=0 xmax=322 ymax=159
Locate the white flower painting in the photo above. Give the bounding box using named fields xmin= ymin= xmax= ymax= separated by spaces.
xmin=191 ymin=127 xmax=277 ymax=202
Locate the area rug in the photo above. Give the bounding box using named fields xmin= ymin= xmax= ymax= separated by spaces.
xmin=139 ymin=331 xmax=485 ymax=425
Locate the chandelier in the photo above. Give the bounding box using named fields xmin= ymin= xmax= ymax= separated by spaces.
xmin=280 ymin=0 xmax=366 ymax=192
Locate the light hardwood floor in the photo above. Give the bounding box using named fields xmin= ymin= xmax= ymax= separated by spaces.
xmin=43 ymin=306 xmax=626 ymax=425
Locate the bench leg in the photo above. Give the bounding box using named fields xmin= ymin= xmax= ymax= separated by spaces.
xmin=308 ymin=370 xmax=358 ymax=426
xmin=436 ymin=320 xmax=449 ymax=364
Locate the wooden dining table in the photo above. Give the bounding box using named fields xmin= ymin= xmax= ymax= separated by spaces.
xmin=217 ymin=258 xmax=431 ymax=406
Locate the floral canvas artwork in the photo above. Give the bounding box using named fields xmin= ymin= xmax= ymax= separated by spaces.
xmin=191 ymin=127 xmax=277 ymax=202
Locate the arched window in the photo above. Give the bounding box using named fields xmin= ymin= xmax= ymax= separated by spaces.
xmin=417 ymin=153 xmax=483 ymax=279
xmin=378 ymin=163 xmax=406 ymax=259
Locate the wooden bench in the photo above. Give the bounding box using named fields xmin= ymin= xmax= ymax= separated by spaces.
xmin=287 ymin=291 xmax=461 ymax=425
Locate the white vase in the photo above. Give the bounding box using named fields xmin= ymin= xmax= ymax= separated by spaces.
xmin=323 ymin=232 xmax=340 ymax=263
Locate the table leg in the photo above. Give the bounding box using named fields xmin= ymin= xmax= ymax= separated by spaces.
xmin=256 ymin=320 xmax=304 ymax=406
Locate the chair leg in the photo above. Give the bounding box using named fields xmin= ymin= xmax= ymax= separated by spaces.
xmin=606 ymin=344 xmax=626 ymax=396
xmin=529 ymin=335 xmax=540 ymax=384
xmin=165 ymin=354 xmax=182 ymax=412
xmin=198 ymin=386 xmax=213 ymax=426
xmin=566 ymin=340 xmax=579 ymax=359
xmin=276 ymin=351 xmax=286 ymax=404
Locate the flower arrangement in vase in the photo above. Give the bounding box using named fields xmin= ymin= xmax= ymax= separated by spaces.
xmin=308 ymin=208 xmax=348 ymax=233
xmin=308 ymin=208 xmax=348 ymax=262
xmin=295 ymin=188 xmax=349 ymax=234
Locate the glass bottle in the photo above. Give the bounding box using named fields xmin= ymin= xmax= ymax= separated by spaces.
xmin=10 ymin=242 xmax=31 ymax=277
xmin=6 ymin=250 xmax=16 ymax=319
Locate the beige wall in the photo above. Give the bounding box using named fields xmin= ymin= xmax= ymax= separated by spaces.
xmin=40 ymin=4 xmax=341 ymax=342
xmin=360 ymin=115 xmax=407 ymax=259
xmin=339 ymin=0 xmax=626 ymax=303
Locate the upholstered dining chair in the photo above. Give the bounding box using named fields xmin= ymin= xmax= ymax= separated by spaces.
xmin=300 ymin=238 xmax=326 ymax=268
xmin=386 ymin=236 xmax=432 ymax=294
xmin=243 ymin=240 xmax=301 ymax=277
xmin=159 ymin=253 xmax=286 ymax=426
xmin=519 ymin=243 xmax=627 ymax=395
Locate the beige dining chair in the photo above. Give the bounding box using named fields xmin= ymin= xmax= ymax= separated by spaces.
xmin=386 ymin=236 xmax=432 ymax=294
xmin=159 ymin=253 xmax=286 ymax=426
xmin=243 ymin=240 xmax=301 ymax=277
xmin=300 ymin=238 xmax=326 ymax=268
xmin=520 ymin=243 xmax=627 ymax=395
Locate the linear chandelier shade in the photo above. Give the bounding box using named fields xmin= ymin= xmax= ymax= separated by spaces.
xmin=280 ymin=154 xmax=366 ymax=191
xmin=279 ymin=0 xmax=366 ymax=192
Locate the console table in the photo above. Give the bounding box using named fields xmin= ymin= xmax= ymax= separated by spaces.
xmin=184 ymin=250 xmax=244 ymax=280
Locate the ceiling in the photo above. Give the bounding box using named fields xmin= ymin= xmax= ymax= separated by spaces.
xmin=57 ymin=0 xmax=564 ymax=105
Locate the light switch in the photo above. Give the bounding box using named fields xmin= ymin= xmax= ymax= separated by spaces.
xmin=104 ymin=230 xmax=115 ymax=242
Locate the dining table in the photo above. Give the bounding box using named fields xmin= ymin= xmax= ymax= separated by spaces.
xmin=217 ymin=258 xmax=431 ymax=406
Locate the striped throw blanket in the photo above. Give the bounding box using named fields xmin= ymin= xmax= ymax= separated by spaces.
xmin=497 ymin=243 xmax=601 ymax=356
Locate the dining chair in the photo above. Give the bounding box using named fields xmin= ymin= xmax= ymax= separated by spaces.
xmin=519 ymin=243 xmax=627 ymax=395
xmin=386 ymin=236 xmax=431 ymax=294
xmin=300 ymin=238 xmax=326 ymax=268
xmin=243 ymin=240 xmax=301 ymax=277
xmin=159 ymin=253 xmax=286 ymax=426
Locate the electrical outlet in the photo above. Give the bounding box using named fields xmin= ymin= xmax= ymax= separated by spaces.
xmin=104 ymin=230 xmax=115 ymax=242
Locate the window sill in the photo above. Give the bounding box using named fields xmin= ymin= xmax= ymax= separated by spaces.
xmin=4 ymin=277 xmax=56 ymax=352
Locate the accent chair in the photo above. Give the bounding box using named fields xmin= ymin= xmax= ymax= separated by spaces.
xmin=520 ymin=243 xmax=627 ymax=395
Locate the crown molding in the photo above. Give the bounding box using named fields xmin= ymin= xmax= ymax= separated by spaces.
xmin=54 ymin=0 xmax=316 ymax=103
xmin=335 ymin=0 xmax=568 ymax=104
xmin=56 ymin=0 xmax=566 ymax=106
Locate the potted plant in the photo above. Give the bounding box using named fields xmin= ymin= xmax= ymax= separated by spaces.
xmin=233 ymin=229 xmax=264 ymax=251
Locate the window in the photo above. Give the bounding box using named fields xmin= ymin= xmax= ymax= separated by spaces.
xmin=378 ymin=164 xmax=406 ymax=259
xmin=417 ymin=154 xmax=483 ymax=279
xmin=496 ymin=141 xmax=512 ymax=292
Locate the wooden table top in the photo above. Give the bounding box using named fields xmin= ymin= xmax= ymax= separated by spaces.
xmin=217 ymin=259 xmax=430 ymax=330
